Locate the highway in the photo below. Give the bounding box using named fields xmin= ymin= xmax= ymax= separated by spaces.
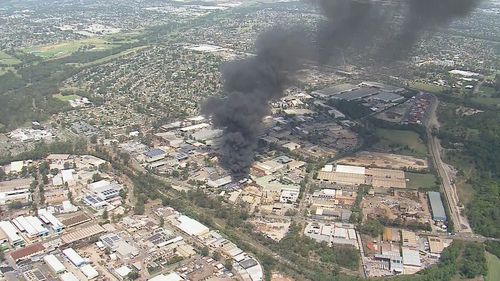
xmin=425 ymin=96 xmax=472 ymax=233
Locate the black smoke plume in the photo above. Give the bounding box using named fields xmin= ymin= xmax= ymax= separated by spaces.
xmin=202 ymin=0 xmax=481 ymax=179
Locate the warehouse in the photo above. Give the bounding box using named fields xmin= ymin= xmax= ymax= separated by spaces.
xmin=0 ymin=178 xmax=31 ymax=205
xmin=13 ymin=216 xmax=49 ymax=237
xmin=148 ymin=272 xmax=183 ymax=281
xmin=9 ymin=243 xmax=45 ymax=264
xmin=59 ymin=272 xmax=79 ymax=281
xmin=80 ymin=264 xmax=99 ymax=279
xmin=144 ymin=148 xmax=166 ymax=163
xmin=0 ymin=221 xmax=24 ymax=247
xmin=61 ymin=223 xmax=105 ymax=245
xmin=330 ymin=88 xmax=379 ymax=101
xmin=43 ymin=254 xmax=66 ymax=274
xmin=427 ymin=192 xmax=447 ymax=222
xmin=62 ymin=248 xmax=85 ymax=267
xmin=176 ymin=215 xmax=209 ymax=237
xmin=312 ymin=83 xmax=359 ymax=98
xmin=402 ymin=248 xmax=421 ymax=267
xmin=38 ymin=209 xmax=64 ymax=233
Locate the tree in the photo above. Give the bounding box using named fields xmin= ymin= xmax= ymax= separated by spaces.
xmin=8 ymin=201 xmax=23 ymax=210
xmin=213 ymin=251 xmax=221 ymax=261
xmin=201 ymin=246 xmax=209 ymax=257
xmin=119 ymin=189 xmax=127 ymax=200
xmin=92 ymin=173 xmax=102 ymax=182
xmin=134 ymin=200 xmax=145 ymax=215
xmin=159 ymin=217 xmax=164 ymax=227
xmin=102 ymin=209 xmax=108 ymax=220
xmin=126 ymin=271 xmax=139 ymax=280
xmin=225 ymin=259 xmax=233 ymax=270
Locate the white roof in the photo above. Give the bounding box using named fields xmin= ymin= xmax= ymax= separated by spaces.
xmin=44 ymin=254 xmax=66 ymax=273
xmin=333 ymin=227 xmax=348 ymax=239
xmin=63 ymin=248 xmax=85 ymax=267
xmin=88 ymin=180 xmax=111 ymax=191
xmin=10 ymin=161 xmax=24 ymax=173
xmin=180 ymin=123 xmax=209 ymax=132
xmin=59 ymin=272 xmax=80 ymax=281
xmin=38 ymin=209 xmax=64 ymax=229
xmin=246 ymin=263 xmax=264 ymax=281
xmin=0 ymin=221 xmax=23 ymax=243
xmin=177 ymin=215 xmax=209 ymax=236
xmin=335 ymin=165 xmax=366 ymax=175
xmin=207 ymin=176 xmax=232 ymax=188
xmin=80 ymin=264 xmax=99 ymax=279
xmin=115 ymin=266 xmax=131 ymax=277
xmin=149 ymin=272 xmax=183 ymax=281
xmin=402 ymin=248 xmax=421 ymax=267
xmin=62 ymin=169 xmax=75 ymax=183
xmin=321 ymin=164 xmax=334 ymax=172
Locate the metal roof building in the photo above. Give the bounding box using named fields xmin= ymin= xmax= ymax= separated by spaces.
xmin=38 ymin=209 xmax=64 ymax=233
xmin=80 ymin=264 xmax=99 ymax=279
xmin=427 ymin=192 xmax=447 ymax=222
xmin=43 ymin=254 xmax=66 ymax=274
xmin=0 ymin=221 xmax=24 ymax=247
xmin=176 ymin=215 xmax=209 ymax=237
xmin=336 ymin=165 xmax=366 ymax=175
xmin=148 ymin=272 xmax=183 ymax=281
xmin=402 ymin=248 xmax=421 ymax=267
xmin=62 ymin=248 xmax=85 ymax=267
xmin=59 ymin=272 xmax=79 ymax=281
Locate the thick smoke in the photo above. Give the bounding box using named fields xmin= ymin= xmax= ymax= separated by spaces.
xmin=202 ymin=0 xmax=481 ymax=179
xmin=202 ymin=27 xmax=311 ymax=178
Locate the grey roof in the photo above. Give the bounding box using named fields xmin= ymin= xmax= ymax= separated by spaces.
xmin=332 ymin=88 xmax=379 ymax=101
xmin=369 ymin=92 xmax=404 ymax=102
xmin=144 ymin=148 xmax=166 ymax=158
xmin=314 ymin=84 xmax=359 ymax=96
xmin=428 ymin=192 xmax=447 ymax=221
xmin=240 ymin=258 xmax=258 ymax=269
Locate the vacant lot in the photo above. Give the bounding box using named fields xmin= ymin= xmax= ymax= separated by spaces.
xmin=54 ymin=94 xmax=79 ymax=102
xmin=408 ymin=81 xmax=448 ymax=94
xmin=374 ymin=128 xmax=428 ymax=157
xmin=486 ymin=252 xmax=500 ymax=281
xmin=406 ymin=172 xmax=438 ymax=191
xmin=0 ymin=51 xmax=21 ymax=66
xmin=471 ymin=97 xmax=500 ymax=107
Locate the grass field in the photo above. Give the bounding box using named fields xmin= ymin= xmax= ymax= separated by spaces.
xmin=79 ymin=45 xmax=147 ymax=67
xmin=26 ymin=37 xmax=119 ymax=59
xmin=486 ymin=252 xmax=500 ymax=281
xmin=374 ymin=128 xmax=428 ymax=157
xmin=54 ymin=94 xmax=79 ymax=101
xmin=406 ymin=172 xmax=438 ymax=190
xmin=0 ymin=51 xmax=22 ymax=66
xmin=408 ymin=81 xmax=449 ymax=94
xmin=478 ymin=86 xmax=497 ymax=96
xmin=470 ymin=97 xmax=500 ymax=107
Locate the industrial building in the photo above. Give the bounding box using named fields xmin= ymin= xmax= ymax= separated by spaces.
xmin=402 ymin=248 xmax=421 ymax=267
xmin=80 ymin=264 xmax=99 ymax=279
xmin=59 ymin=272 xmax=79 ymax=281
xmin=43 ymin=254 xmax=66 ymax=274
xmin=62 ymin=248 xmax=85 ymax=267
xmin=317 ymin=164 xmax=407 ymax=189
xmin=427 ymin=192 xmax=447 ymax=222
xmin=12 ymin=216 xmax=49 ymax=238
xmin=144 ymin=148 xmax=167 ymax=163
xmin=38 ymin=209 xmax=64 ymax=233
xmin=0 ymin=221 xmax=25 ymax=247
xmin=148 ymin=272 xmax=183 ymax=281
xmin=9 ymin=243 xmax=45 ymax=264
xmin=176 ymin=215 xmax=210 ymax=237
xmin=0 ymin=178 xmax=32 ymax=205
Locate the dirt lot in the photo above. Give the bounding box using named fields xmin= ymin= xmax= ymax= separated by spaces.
xmin=362 ymin=191 xmax=432 ymax=225
xmin=337 ymin=151 xmax=428 ymax=171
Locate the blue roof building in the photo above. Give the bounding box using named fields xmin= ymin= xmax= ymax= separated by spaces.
xmin=427 ymin=192 xmax=447 ymax=222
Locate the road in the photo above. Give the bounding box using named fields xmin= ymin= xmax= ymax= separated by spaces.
xmin=426 ymin=96 xmax=471 ymax=233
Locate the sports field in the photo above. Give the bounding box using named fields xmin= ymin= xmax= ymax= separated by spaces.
xmin=26 ymin=37 xmax=118 ymax=59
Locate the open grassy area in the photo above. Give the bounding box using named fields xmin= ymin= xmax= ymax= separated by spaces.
xmin=407 ymin=81 xmax=449 ymax=94
xmin=470 ymin=97 xmax=500 ymax=107
xmin=478 ymin=86 xmax=497 ymax=96
xmin=406 ymin=172 xmax=438 ymax=190
xmin=26 ymin=37 xmax=119 ymax=59
xmin=486 ymin=252 xmax=500 ymax=281
xmin=54 ymin=94 xmax=79 ymax=101
xmin=374 ymin=128 xmax=428 ymax=157
xmin=0 ymin=51 xmax=21 ymax=66
xmin=79 ymin=45 xmax=147 ymax=67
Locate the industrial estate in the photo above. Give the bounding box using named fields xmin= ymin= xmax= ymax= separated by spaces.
xmin=0 ymin=0 xmax=499 ymax=281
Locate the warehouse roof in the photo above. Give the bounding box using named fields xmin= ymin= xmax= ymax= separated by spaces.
xmin=402 ymin=248 xmax=421 ymax=267
xmin=61 ymin=223 xmax=105 ymax=244
xmin=144 ymin=148 xmax=166 ymax=158
xmin=148 ymin=272 xmax=183 ymax=281
xmin=428 ymin=192 xmax=447 ymax=221
xmin=62 ymin=248 xmax=85 ymax=267
xmin=177 ymin=215 xmax=209 ymax=237
xmin=10 ymin=243 xmax=45 ymax=262
xmin=336 ymin=165 xmax=366 ymax=175
xmin=59 ymin=272 xmax=79 ymax=281
xmin=43 ymin=254 xmax=66 ymax=273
